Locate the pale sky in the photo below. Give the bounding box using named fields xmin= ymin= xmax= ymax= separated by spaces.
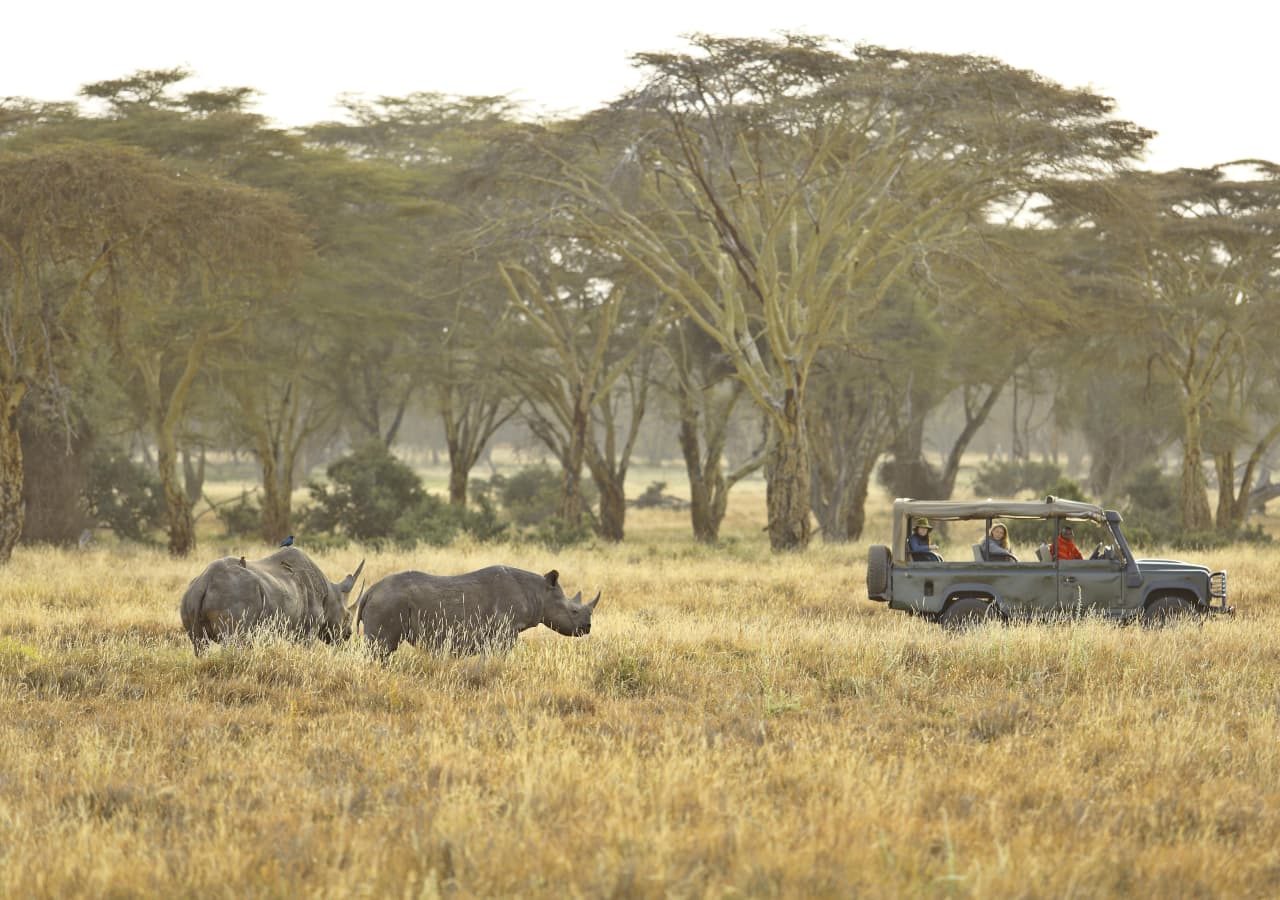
xmin=6 ymin=1 xmax=1277 ymax=172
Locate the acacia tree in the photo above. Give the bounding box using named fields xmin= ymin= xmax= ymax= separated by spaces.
xmin=0 ymin=143 xmax=181 ymax=561
xmin=99 ymin=178 xmax=307 ymax=555
xmin=500 ymin=256 xmax=670 ymax=539
xmin=1045 ymin=163 xmax=1280 ymax=531
xmin=231 ymin=145 xmax=436 ymax=538
xmin=307 ymin=93 xmax=524 ymax=466
xmin=552 ymin=35 xmax=1149 ymax=550
xmin=71 ymin=70 xmax=440 ymax=537
xmin=1210 ymin=311 xmax=1280 ymax=530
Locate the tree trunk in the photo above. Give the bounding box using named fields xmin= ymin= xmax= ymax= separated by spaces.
xmin=157 ymin=429 xmax=196 ymax=556
xmin=1179 ymin=402 xmax=1213 ymax=532
xmin=1212 ymin=422 xmax=1280 ymax=533
xmin=448 ymin=462 xmax=469 ymax=507
xmin=678 ymin=401 xmax=722 ymax=543
xmin=686 ymin=470 xmax=724 ymax=544
xmin=809 ymin=419 xmax=850 ymax=542
xmin=886 ymin=418 xmax=941 ymax=500
xmin=843 ymin=458 xmax=876 ymax=542
xmin=260 ymin=447 xmax=291 ymax=545
xmin=1214 ymin=452 xmax=1237 ymax=533
xmin=937 ymin=383 xmax=1006 ymax=499
xmin=20 ymin=412 xmax=91 ymax=546
xmin=764 ymin=390 xmax=812 ymax=551
xmin=558 ymin=391 xmax=589 ymax=523
xmin=182 ymin=446 xmax=205 ymax=506
xmin=595 ymin=475 xmax=626 ymax=542
xmin=0 ymin=387 xmax=28 ymax=563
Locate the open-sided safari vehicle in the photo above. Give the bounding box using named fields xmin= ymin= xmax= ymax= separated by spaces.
xmin=866 ymin=497 xmax=1232 ymax=628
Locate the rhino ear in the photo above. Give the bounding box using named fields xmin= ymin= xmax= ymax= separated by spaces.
xmin=587 ymin=591 xmax=601 ymax=611
xmin=543 ymin=569 xmax=559 ymax=587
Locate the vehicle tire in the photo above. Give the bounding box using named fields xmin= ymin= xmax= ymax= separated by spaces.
xmin=1142 ymin=594 xmax=1198 ymax=627
xmin=939 ymin=596 xmax=995 ymax=631
xmin=866 ymin=545 xmax=891 ymax=599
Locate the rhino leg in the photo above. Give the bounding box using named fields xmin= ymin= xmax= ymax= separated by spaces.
xmin=183 ymin=581 xmax=213 ymax=656
xmin=363 ymin=628 xmax=399 ymax=661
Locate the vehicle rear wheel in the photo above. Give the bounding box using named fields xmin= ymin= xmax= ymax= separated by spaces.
xmin=866 ymin=545 xmax=891 ymax=599
xmin=939 ymin=596 xmax=996 ymax=631
xmin=1142 ymin=594 xmax=1198 ymax=626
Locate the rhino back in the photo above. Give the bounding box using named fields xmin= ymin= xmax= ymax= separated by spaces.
xmin=246 ymin=548 xmax=332 ymax=622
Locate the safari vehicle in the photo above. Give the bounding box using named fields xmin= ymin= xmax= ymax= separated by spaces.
xmin=866 ymin=497 xmax=1232 ymax=628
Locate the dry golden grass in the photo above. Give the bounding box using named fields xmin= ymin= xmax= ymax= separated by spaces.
xmin=1 ymin=504 xmax=1278 ymax=897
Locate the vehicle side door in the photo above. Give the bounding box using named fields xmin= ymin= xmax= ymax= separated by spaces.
xmin=1058 ymin=558 xmax=1125 ymax=613
xmin=994 ymin=562 xmax=1057 ymax=617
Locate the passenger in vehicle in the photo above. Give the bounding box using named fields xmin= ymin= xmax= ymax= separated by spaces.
xmin=1055 ymin=524 xmax=1084 ymax=561
xmin=909 ymin=518 xmax=943 ymax=562
xmin=981 ymin=522 xmax=1017 ymax=562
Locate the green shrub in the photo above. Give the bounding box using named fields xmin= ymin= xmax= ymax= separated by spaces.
xmin=498 ymin=464 xmax=597 ymax=526
xmin=305 ymin=443 xmax=508 ymax=547
xmin=530 ymin=515 xmax=594 ymax=550
xmin=391 ymin=493 xmax=508 ymax=548
xmin=1115 ymin=465 xmax=1272 ymax=551
xmin=499 ymin=465 xmax=561 ymax=526
xmin=217 ymin=492 xmax=262 ymax=538
xmin=1046 ymin=476 xmax=1089 ymax=503
xmin=1119 ymin=465 xmax=1183 ymax=549
xmin=972 ymin=459 xmax=1064 ymax=498
xmin=304 ymin=442 xmax=425 ymax=542
xmin=83 ymin=448 xmax=164 ymax=542
xmin=459 ymin=495 xmax=509 ymax=543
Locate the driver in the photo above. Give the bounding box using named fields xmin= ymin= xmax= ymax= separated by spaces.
xmin=1056 ymin=524 xmax=1084 ymax=561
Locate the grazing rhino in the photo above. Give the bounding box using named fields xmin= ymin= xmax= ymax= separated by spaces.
xmin=356 ymin=566 xmax=600 ymax=656
xmin=180 ymin=547 xmax=364 ymax=655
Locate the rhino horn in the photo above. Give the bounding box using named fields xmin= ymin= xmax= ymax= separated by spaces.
xmin=346 ymin=579 xmax=366 ymax=613
xmin=338 ymin=559 xmax=366 ymax=593
xmin=587 ymin=591 xmax=601 ymax=611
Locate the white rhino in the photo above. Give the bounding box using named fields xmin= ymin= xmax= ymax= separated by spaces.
xmin=180 ymin=547 xmax=364 ymax=655
xmin=356 ymin=566 xmax=600 ymax=656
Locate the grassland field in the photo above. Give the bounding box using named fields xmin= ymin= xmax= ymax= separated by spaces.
xmin=1 ymin=469 xmax=1278 ymax=898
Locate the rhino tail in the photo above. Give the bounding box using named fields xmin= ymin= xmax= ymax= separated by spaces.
xmin=354 ymin=581 xmax=371 ymax=637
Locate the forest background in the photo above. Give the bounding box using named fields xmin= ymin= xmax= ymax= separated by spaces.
xmin=3 ymin=33 xmax=1280 ymax=560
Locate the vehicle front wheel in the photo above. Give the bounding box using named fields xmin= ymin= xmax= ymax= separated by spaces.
xmin=1142 ymin=594 xmax=1198 ymax=627
xmin=939 ymin=596 xmax=997 ymax=631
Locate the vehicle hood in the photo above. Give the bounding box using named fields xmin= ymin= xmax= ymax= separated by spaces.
xmin=1135 ymin=558 xmax=1212 ymax=576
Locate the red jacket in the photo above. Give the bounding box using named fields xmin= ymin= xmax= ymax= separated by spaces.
xmin=1056 ymin=535 xmax=1083 ymax=560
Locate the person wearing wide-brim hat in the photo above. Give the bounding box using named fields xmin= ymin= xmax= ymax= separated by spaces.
xmin=909 ymin=517 xmax=940 ymax=561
